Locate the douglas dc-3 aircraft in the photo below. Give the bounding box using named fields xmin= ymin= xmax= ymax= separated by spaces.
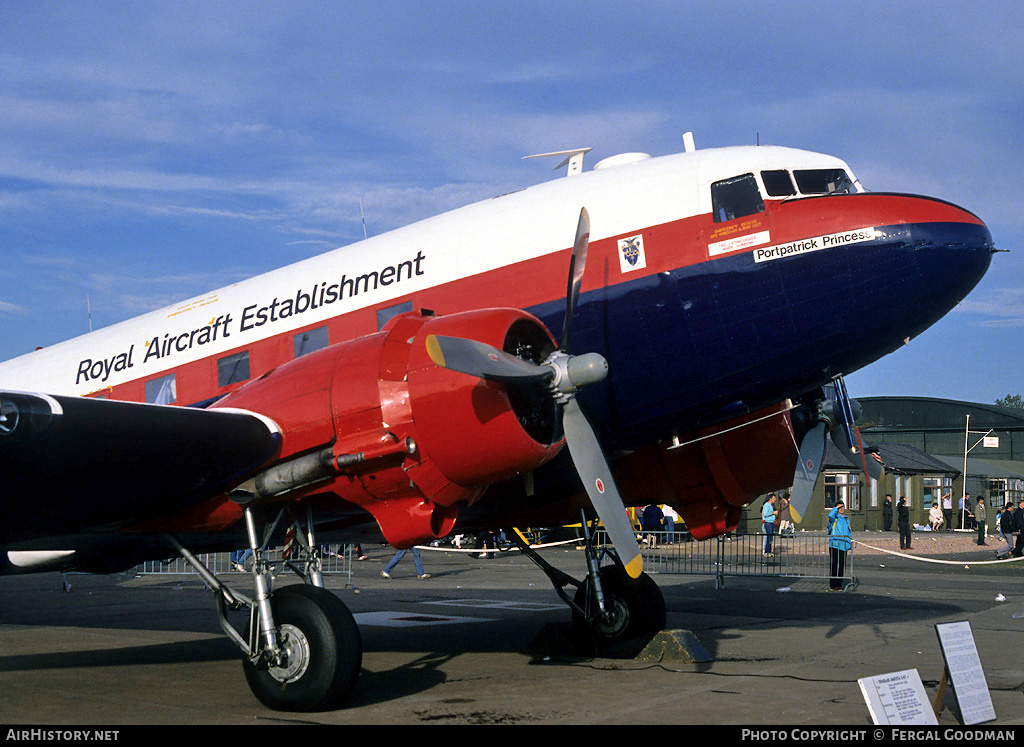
xmin=0 ymin=136 xmax=995 ymax=711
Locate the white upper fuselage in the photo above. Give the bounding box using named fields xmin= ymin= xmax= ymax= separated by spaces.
xmin=0 ymin=145 xmax=857 ymax=398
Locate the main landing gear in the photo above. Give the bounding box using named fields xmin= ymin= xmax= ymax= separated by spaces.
xmin=514 ymin=512 xmax=665 ymax=658
xmin=166 ymin=505 xmax=361 ymax=712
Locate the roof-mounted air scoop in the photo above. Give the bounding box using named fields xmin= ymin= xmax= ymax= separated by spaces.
xmin=523 ymin=148 xmax=593 ymax=176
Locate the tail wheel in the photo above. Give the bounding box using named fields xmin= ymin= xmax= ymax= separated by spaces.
xmin=242 ymin=585 xmax=361 ymax=712
xmin=572 ymin=566 xmax=666 ymax=658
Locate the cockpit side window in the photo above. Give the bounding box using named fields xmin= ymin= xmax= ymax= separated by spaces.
xmin=793 ymin=168 xmax=855 ymax=195
xmin=711 ymin=173 xmax=764 ymax=223
xmin=761 ymin=170 xmax=797 ymax=197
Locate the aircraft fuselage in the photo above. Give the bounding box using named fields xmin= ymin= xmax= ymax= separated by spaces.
xmin=0 ymin=144 xmax=993 ymax=453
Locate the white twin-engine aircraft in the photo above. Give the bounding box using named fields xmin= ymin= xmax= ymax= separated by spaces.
xmin=0 ymin=136 xmax=994 ymax=711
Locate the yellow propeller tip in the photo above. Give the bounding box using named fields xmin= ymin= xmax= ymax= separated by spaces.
xmin=624 ymin=554 xmax=643 ymax=579
xmin=424 ymin=334 xmax=445 ymax=366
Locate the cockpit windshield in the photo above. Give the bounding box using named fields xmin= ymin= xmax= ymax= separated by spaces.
xmin=792 ymin=168 xmax=856 ymax=195
xmin=711 ymin=173 xmax=765 ymax=223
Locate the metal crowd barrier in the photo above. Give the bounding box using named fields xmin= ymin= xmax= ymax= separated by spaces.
xmin=133 ymin=544 xmax=354 ymax=585
xmin=603 ymin=530 xmax=855 ymax=590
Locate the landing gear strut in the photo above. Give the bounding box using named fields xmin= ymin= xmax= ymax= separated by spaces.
xmin=513 ymin=512 xmax=665 ymax=657
xmin=167 ymin=504 xmax=361 ymax=712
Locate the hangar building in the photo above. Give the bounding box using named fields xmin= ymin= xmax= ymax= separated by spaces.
xmin=739 ymin=397 xmax=1024 ymax=533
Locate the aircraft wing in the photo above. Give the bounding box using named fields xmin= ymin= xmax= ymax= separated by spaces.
xmin=0 ymin=390 xmax=280 ymax=545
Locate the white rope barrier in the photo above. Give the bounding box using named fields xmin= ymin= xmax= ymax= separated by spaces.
xmin=415 ymin=538 xmax=580 ymax=553
xmin=853 ymin=539 xmax=1024 ymax=566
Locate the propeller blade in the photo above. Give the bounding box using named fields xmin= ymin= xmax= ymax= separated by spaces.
xmin=790 ymin=421 xmax=827 ymax=524
xmin=828 ymin=377 xmax=862 ymax=455
xmin=562 ymin=397 xmax=643 ymax=578
xmin=426 ymin=208 xmax=640 ymax=581
xmin=425 ymin=334 xmax=552 ymax=383
xmin=559 ymin=207 xmax=590 ymax=352
xmin=855 ymin=427 xmax=884 ymax=482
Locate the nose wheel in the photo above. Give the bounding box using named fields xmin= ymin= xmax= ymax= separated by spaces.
xmin=513 ymin=518 xmax=665 ymax=658
xmin=571 ymin=565 xmax=666 ymax=658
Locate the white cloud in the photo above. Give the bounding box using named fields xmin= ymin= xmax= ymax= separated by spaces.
xmin=0 ymin=301 xmax=26 ymax=315
xmin=958 ymin=287 xmax=1024 ymax=327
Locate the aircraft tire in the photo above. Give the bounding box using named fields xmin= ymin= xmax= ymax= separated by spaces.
xmin=242 ymin=584 xmax=362 ymax=712
xmin=572 ymin=567 xmax=666 ymax=658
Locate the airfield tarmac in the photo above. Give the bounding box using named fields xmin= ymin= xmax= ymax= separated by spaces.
xmin=1 ymin=531 xmax=1023 ymax=727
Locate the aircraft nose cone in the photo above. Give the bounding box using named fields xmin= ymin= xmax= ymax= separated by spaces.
xmin=854 ymin=194 xmax=994 ymax=357
xmin=905 ymin=201 xmax=993 ymax=299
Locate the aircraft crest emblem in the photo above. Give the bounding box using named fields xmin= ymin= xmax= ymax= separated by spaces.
xmin=617 ymin=234 xmax=647 ymax=273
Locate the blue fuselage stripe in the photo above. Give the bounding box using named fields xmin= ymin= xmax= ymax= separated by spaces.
xmin=527 ymin=221 xmax=992 ymax=450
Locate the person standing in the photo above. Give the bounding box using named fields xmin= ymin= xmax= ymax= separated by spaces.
xmin=827 ymin=502 xmax=852 ymax=591
xmin=959 ymin=493 xmax=972 ymax=529
xmin=761 ymin=494 xmax=778 ymax=557
xmin=641 ymin=504 xmax=664 ymax=548
xmin=662 ymin=504 xmax=678 ymax=545
xmin=1011 ymin=498 xmax=1019 ymax=557
xmin=942 ymin=493 xmax=953 ymax=532
xmin=778 ymin=493 xmax=793 ymax=536
xmin=883 ymin=494 xmax=894 ymax=532
xmin=997 ymin=504 xmax=1016 ymax=559
xmin=897 ymin=497 xmax=912 ymax=550
xmin=975 ymin=497 xmax=988 ymax=545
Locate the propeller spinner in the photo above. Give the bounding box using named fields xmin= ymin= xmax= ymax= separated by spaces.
xmin=425 ymin=208 xmax=644 ymax=578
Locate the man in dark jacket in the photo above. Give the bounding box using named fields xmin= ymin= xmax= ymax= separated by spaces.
xmin=1013 ymin=499 xmax=1024 ymax=558
xmin=883 ymin=495 xmax=894 ymax=532
xmin=897 ymin=497 xmax=912 ymax=550
xmin=976 ymin=497 xmax=988 ymax=545
xmin=997 ymin=505 xmax=1016 ymax=559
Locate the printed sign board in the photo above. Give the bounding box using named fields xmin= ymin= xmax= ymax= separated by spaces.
xmin=934 ymin=621 xmax=996 ymax=724
xmin=858 ymin=669 xmax=937 ymax=725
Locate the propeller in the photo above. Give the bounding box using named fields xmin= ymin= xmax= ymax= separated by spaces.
xmin=789 ymin=376 xmax=883 ymax=524
xmin=425 ymin=208 xmax=644 ymax=579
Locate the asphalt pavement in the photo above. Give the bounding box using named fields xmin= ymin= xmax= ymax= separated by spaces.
xmin=1 ymin=532 xmax=1022 ymax=727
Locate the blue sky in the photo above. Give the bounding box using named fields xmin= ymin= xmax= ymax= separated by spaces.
xmin=1 ymin=1 xmax=1022 ymax=404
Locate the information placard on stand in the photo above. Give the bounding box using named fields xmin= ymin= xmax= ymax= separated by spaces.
xmin=858 ymin=669 xmax=937 ymax=725
xmin=934 ymin=621 xmax=996 ymax=725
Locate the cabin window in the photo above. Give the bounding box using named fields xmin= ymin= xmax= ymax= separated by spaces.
xmin=294 ymin=326 xmax=329 ymax=358
xmin=377 ymin=301 xmax=414 ymax=330
xmin=761 ymin=170 xmax=797 ymax=197
xmin=218 ymin=351 xmax=251 ymax=387
xmin=145 ymin=373 xmax=177 ymax=405
xmin=711 ymin=174 xmax=764 ymax=223
xmin=793 ymin=168 xmax=855 ymax=195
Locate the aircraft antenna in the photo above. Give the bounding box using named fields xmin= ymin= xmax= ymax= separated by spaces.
xmin=359 ymin=198 xmax=368 ymax=239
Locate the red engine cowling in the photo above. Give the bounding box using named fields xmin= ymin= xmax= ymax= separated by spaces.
xmin=214 ymin=309 xmax=562 ymax=548
xmin=616 ymin=403 xmax=799 ymax=540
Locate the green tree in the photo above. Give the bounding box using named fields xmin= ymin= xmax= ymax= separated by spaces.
xmin=995 ymin=393 xmax=1024 ymax=410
